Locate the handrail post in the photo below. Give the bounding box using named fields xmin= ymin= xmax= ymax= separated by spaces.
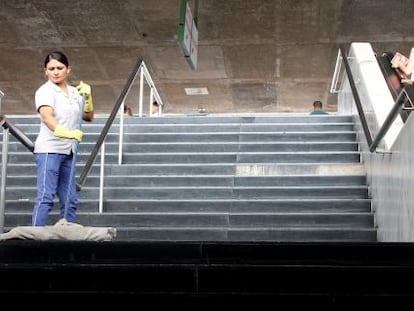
xmin=141 ymin=61 xmax=163 ymax=110
xmin=99 ymin=140 xmax=105 ymax=214
xmin=0 ymin=127 xmax=10 ymax=233
xmin=149 ymin=88 xmax=155 ymax=116
xmin=138 ymin=66 xmax=144 ymax=117
xmin=0 ymin=90 xmax=4 ymax=114
xmin=118 ymin=100 xmax=125 ymax=165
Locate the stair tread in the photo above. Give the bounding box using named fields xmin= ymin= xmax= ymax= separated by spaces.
xmin=3 ymin=114 xmax=375 ymax=242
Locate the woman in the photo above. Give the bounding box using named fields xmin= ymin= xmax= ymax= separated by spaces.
xmin=391 ymin=47 xmax=414 ymax=85
xmin=32 ymin=51 xmax=94 ymax=226
xmin=151 ymin=100 xmax=160 ymax=116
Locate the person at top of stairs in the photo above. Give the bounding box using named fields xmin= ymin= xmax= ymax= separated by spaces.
xmin=310 ymin=100 xmax=328 ymax=115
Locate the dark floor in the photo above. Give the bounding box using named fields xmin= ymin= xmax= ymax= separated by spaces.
xmin=1 ymin=240 xmax=414 ymax=306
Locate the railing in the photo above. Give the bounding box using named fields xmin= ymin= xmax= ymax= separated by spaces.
xmin=117 ymin=60 xmax=163 ymax=165
xmin=330 ymin=49 xmax=345 ymax=95
xmin=77 ymin=58 xmax=163 ymax=193
xmin=369 ymin=87 xmax=411 ymax=152
xmin=0 ymin=114 xmax=35 ymax=233
xmin=0 ymin=58 xmax=163 ymax=229
xmin=375 ymin=51 xmax=414 ymax=122
xmin=0 ymin=90 xmax=4 ymax=113
xmin=331 ymin=45 xmax=411 ymax=152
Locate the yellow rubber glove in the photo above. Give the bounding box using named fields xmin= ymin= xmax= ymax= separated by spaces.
xmin=54 ymin=124 xmax=83 ymax=142
xmin=76 ymin=81 xmax=94 ymax=113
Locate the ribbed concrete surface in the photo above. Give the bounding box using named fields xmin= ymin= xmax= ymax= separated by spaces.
xmin=2 ymin=114 xmax=376 ymax=242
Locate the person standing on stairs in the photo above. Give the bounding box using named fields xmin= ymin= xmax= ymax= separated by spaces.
xmin=151 ymin=100 xmax=160 ymax=116
xmin=32 ymin=51 xmax=94 ymax=226
xmin=310 ymin=100 xmax=328 ymax=115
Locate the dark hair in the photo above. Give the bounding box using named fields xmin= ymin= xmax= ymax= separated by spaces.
xmin=44 ymin=51 xmax=69 ymax=68
xmin=313 ymin=100 xmax=322 ymax=107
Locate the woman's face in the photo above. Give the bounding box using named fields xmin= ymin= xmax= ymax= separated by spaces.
xmin=44 ymin=59 xmax=70 ymax=85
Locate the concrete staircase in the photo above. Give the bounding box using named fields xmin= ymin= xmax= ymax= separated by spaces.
xmin=2 ymin=114 xmax=377 ymax=242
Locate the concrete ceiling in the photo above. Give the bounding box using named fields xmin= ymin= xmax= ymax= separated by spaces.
xmin=1 ymin=0 xmax=413 ymax=116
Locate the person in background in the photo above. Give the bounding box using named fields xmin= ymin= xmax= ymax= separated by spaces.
xmin=391 ymin=47 xmax=414 ymax=85
xmin=124 ymin=104 xmax=133 ymax=116
xmin=310 ymin=100 xmax=328 ymax=115
xmin=151 ymin=101 xmax=160 ymax=116
xmin=32 ymin=51 xmax=94 ymax=226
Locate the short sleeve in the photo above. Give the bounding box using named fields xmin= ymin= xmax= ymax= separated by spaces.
xmin=35 ymin=83 xmax=55 ymax=112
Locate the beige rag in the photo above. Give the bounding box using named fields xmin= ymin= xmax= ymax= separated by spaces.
xmin=0 ymin=219 xmax=117 ymax=241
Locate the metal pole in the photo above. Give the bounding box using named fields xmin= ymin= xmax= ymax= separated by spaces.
xmin=330 ymin=49 xmax=343 ymax=94
xmin=99 ymin=140 xmax=105 ymax=214
xmin=149 ymin=88 xmax=155 ymax=116
xmin=64 ymin=94 xmax=85 ymax=220
xmin=0 ymin=90 xmax=4 ymax=114
xmin=340 ymin=45 xmax=373 ymax=147
xmin=369 ymin=88 xmax=408 ymax=152
xmin=138 ymin=66 xmax=144 ymax=117
xmin=118 ymin=100 xmax=124 ymax=165
xmin=0 ymin=127 xmax=10 ymax=233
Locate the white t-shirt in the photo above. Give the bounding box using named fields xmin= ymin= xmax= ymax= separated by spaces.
xmin=34 ymin=80 xmax=82 ymax=155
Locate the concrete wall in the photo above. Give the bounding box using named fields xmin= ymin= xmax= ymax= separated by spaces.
xmin=337 ymin=42 xmax=414 ymax=241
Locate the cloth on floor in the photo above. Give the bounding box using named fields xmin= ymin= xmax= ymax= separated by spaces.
xmin=0 ymin=219 xmax=116 ymax=241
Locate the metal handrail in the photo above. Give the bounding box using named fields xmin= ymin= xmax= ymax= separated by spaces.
xmin=0 ymin=57 xmax=164 ymax=228
xmin=337 ymin=45 xmax=410 ymax=153
xmin=0 ymin=114 xmax=35 ymax=152
xmin=77 ymin=58 xmax=163 ymax=191
xmin=0 ymin=127 xmax=8 ymax=233
xmin=0 ymin=90 xmax=4 ymax=113
xmin=117 ymin=60 xmax=163 ymax=165
xmin=339 ymin=45 xmax=373 ymax=148
xmin=330 ymin=49 xmax=345 ymax=94
xmin=76 ymin=58 xmax=144 ymax=190
xmin=369 ymin=87 xmax=410 ymax=152
xmin=0 ymin=114 xmax=35 ymax=233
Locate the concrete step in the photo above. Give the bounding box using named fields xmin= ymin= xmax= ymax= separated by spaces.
xmin=2 ymin=141 xmax=361 ymax=154
xmin=4 ymin=185 xmax=369 ymax=201
xmin=4 ymin=198 xmax=372 ymax=213
xmin=1 ymin=114 xmax=374 ymax=242
xmin=2 ymin=151 xmax=362 ymax=164
xmin=4 ymin=212 xmax=374 ymax=228
xmin=113 ymin=227 xmax=377 ymax=242
xmin=6 ymin=114 xmax=354 ymax=125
